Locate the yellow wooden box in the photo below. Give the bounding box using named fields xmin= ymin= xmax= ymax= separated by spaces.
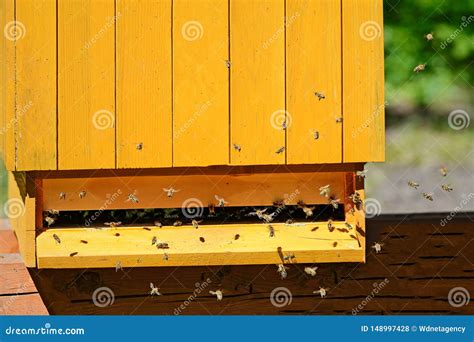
xmin=1 ymin=0 xmax=384 ymax=268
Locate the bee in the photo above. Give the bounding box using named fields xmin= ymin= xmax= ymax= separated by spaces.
xmin=344 ymin=222 xmax=353 ymax=230
xmin=311 ymin=226 xmax=319 ymax=232
xmin=408 ymin=180 xmax=420 ymax=189
xmin=249 ymin=208 xmax=267 ymax=219
xmin=319 ymin=184 xmax=331 ymax=198
xmin=80 ymin=240 xmax=88 ymax=244
xmin=143 ymin=227 xmax=152 ymax=231
xmin=233 ymin=143 xmax=241 ymax=152
xmin=371 ymin=242 xmax=384 ymax=253
xmin=234 ymin=234 xmax=240 ymax=240
xmin=199 ymin=237 xmax=205 ymax=243
xmin=53 ymin=233 xmax=61 ymax=244
xmin=126 ymin=193 xmax=139 ymax=203
xmin=154 ymin=220 xmax=162 ymax=227
xmin=152 ymin=236 xmax=157 ymax=246
xmin=333 ymin=241 xmax=338 ymax=248
xmin=156 ymin=242 xmax=169 ymax=249
xmin=104 ymin=221 xmax=122 ymax=228
xmin=276 ymin=146 xmax=285 ymax=154
xmin=440 ymin=166 xmax=448 ymax=177
xmin=115 ymin=261 xmax=122 ymax=272
xmin=273 ymin=199 xmax=285 ymax=208
xmin=356 ymin=169 xmax=367 ymax=179
xmin=136 ymin=142 xmax=143 ymax=150
xmin=441 ymin=184 xmax=453 ymax=192
xmin=348 ymin=207 xmax=356 ymax=215
xmin=285 ymin=219 xmax=294 ymax=225
xmin=192 ymin=219 xmax=202 ymax=229
xmin=304 ymin=266 xmax=318 ymax=276
xmin=214 ymin=195 xmax=228 ymax=207
xmin=45 ymin=216 xmax=55 ymax=227
xmin=114 ymin=233 xmax=120 ymax=237
xmin=69 ymin=252 xmax=78 ymax=257
xmin=327 ymin=219 xmax=334 ymax=232
xmin=335 ymin=117 xmax=343 ymax=123
xmin=312 ymin=130 xmax=319 ymax=140
xmin=209 ymin=289 xmax=223 ymax=301
xmin=150 ymin=283 xmax=161 ymax=296
xmin=163 ymin=187 xmax=180 ymax=198
xmin=208 ymin=204 xmax=216 ymax=216
xmin=48 ymin=209 xmax=60 ymax=215
xmin=79 ymin=191 xmax=86 ymax=199
xmin=297 ymin=201 xmax=315 ymax=218
xmin=349 ymin=192 xmax=362 ymax=208
xmin=424 ymin=32 xmax=434 ymax=41
xmin=283 ymin=253 xmax=295 ymax=263
xmin=281 ymin=120 xmax=288 ymax=131
xmin=262 ymin=212 xmax=276 ymax=223
xmin=313 ymin=287 xmax=329 ymax=298
xmin=225 ymin=59 xmax=232 ymax=68
xmin=422 ymin=192 xmax=434 ymax=201
xmin=329 ymin=197 xmax=340 ymax=209
xmin=413 ymin=63 xmax=426 ymax=73
xmin=277 ymin=264 xmax=289 ymax=279
xmin=163 ymin=253 xmax=169 ymax=261
xmin=59 ymin=192 xmax=66 ymax=200
xmin=314 ymin=92 xmax=325 ymax=101
xmin=268 ymin=225 xmax=275 ymax=238
xmin=173 ymin=220 xmax=183 ymax=227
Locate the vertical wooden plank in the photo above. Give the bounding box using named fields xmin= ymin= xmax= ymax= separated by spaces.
xmin=16 ymin=0 xmax=56 ymax=170
xmin=0 ymin=0 xmax=15 ymax=170
xmin=230 ymin=0 xmax=285 ymax=165
xmin=173 ymin=0 xmax=229 ymax=167
xmin=287 ymin=0 xmax=342 ymax=164
xmin=342 ymin=0 xmax=385 ymax=162
xmin=117 ymin=0 xmax=172 ymax=168
xmin=58 ymin=0 xmax=115 ymax=170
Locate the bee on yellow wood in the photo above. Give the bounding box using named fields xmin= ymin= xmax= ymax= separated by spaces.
xmin=199 ymin=237 xmax=205 ymax=243
xmin=80 ymin=240 xmax=88 ymax=244
xmin=268 ymin=225 xmax=275 ymax=238
xmin=115 ymin=261 xmax=122 ymax=272
xmin=345 ymin=222 xmax=353 ymax=230
xmin=313 ymin=287 xmax=329 ymax=298
xmin=327 ymin=219 xmax=334 ymax=232
xmin=424 ymin=32 xmax=434 ymax=41
xmin=276 ymin=146 xmax=285 ymax=154
xmin=312 ymin=130 xmax=320 ymax=140
xmin=422 ymin=192 xmax=434 ymax=201
xmin=152 ymin=236 xmax=157 ymax=246
xmin=45 ymin=216 xmax=55 ymax=227
xmin=163 ymin=253 xmax=169 ymax=261
xmin=335 ymin=117 xmax=343 ymax=123
xmin=408 ymin=180 xmax=420 ymax=189
xmin=333 ymin=241 xmax=338 ymax=248
xmin=440 ymin=166 xmax=448 ymax=177
xmin=225 ymin=60 xmax=232 ymax=68
xmin=233 ymin=143 xmax=241 ymax=152
xmin=156 ymin=242 xmax=169 ymax=249
xmin=311 ymin=226 xmax=319 ymax=232
xmin=209 ymin=289 xmax=223 ymax=301
xmin=329 ymin=197 xmax=340 ymax=209
xmin=53 ymin=233 xmax=61 ymax=244
xmin=192 ymin=219 xmax=202 ymax=229
xmin=285 ymin=219 xmax=294 ymax=225
xmin=126 ymin=193 xmax=139 ymax=203
xmin=214 ymin=195 xmax=228 ymax=207
xmin=136 ymin=143 xmax=143 ymax=151
xmin=70 ymin=252 xmax=78 ymax=257
xmin=234 ymin=234 xmax=240 ymax=240
xmin=413 ymin=64 xmax=426 ymax=73
xmin=154 ymin=220 xmax=162 ymax=227
xmin=348 ymin=207 xmax=356 ymax=216
xmin=371 ymin=242 xmax=384 ymax=253
xmin=356 ymin=169 xmax=367 ymax=179
xmin=441 ymin=184 xmax=453 ymax=192
xmin=304 ymin=266 xmax=318 ymax=276
xmin=173 ymin=220 xmax=183 ymax=227
xmin=319 ymin=184 xmax=331 ymax=198
xmin=150 ymin=283 xmax=161 ymax=296
xmin=277 ymin=264 xmax=289 ymax=279
xmin=314 ymin=92 xmax=325 ymax=101
xmin=104 ymin=221 xmax=122 ymax=228
xmin=283 ymin=253 xmax=295 ymax=263
xmin=349 ymin=192 xmax=362 ymax=205
xmin=79 ymin=191 xmax=86 ymax=199
xmin=163 ymin=187 xmax=179 ymax=198
xmin=59 ymin=192 xmax=66 ymax=200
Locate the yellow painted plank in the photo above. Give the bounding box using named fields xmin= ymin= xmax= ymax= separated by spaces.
xmin=342 ymin=0 xmax=385 ymax=162
xmin=16 ymin=0 xmax=56 ymax=170
xmin=36 ymin=222 xmax=363 ymax=268
xmin=287 ymin=0 xmax=342 ymax=164
xmin=173 ymin=0 xmax=229 ymax=167
xmin=117 ymin=0 xmax=172 ymax=168
xmin=58 ymin=0 xmax=115 ymax=170
xmin=0 ymin=0 xmax=15 ymax=170
xmin=230 ymin=0 xmax=285 ymax=165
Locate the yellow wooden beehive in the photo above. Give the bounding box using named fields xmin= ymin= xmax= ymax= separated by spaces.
xmin=1 ymin=0 xmax=384 ymax=269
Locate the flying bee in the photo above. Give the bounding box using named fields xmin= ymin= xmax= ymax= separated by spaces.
xmin=329 ymin=197 xmax=340 ymax=209
xmin=233 ymin=143 xmax=241 ymax=152
xmin=297 ymin=200 xmax=315 ymax=218
xmin=262 ymin=212 xmax=276 ymax=223
xmin=304 ymin=266 xmax=318 ymax=276
xmin=126 ymin=193 xmax=139 ymax=203
xmin=440 ymin=166 xmax=448 ymax=177
xmin=214 ymin=195 xmax=228 ymax=207
xmin=249 ymin=208 xmax=268 ymax=219
xmin=356 ymin=169 xmax=367 ymax=179
xmin=327 ymin=219 xmax=334 ymax=232
xmin=371 ymin=242 xmax=384 ymax=253
xmin=314 ymin=92 xmax=325 ymax=101
xmin=136 ymin=143 xmax=143 ymax=151
xmin=173 ymin=220 xmax=183 ymax=227
xmin=151 ymin=236 xmax=157 ymax=246
xmin=319 ymin=184 xmax=331 ymax=198
xmin=209 ymin=289 xmax=223 ymax=301
xmin=79 ymin=191 xmax=86 ymax=199
xmin=115 ymin=261 xmax=122 ymax=272
xmin=53 ymin=233 xmax=61 ymax=244
xmin=104 ymin=221 xmax=122 ymax=228
xmin=276 ymin=146 xmax=285 ymax=154
xmin=150 ymin=283 xmax=161 ymax=296
xmin=424 ymin=32 xmax=434 ymax=41
xmin=313 ymin=287 xmax=329 ymax=298
xmin=154 ymin=220 xmax=162 ymax=228
xmin=163 ymin=187 xmax=180 ymax=198
xmin=413 ymin=63 xmax=426 ymax=73
xmin=345 ymin=222 xmax=353 ymax=230
xmin=422 ymin=192 xmax=434 ymax=201
xmin=45 ymin=216 xmax=55 ymax=227
xmin=268 ymin=225 xmax=275 ymax=238
xmin=208 ymin=204 xmax=216 ymax=216
xmin=441 ymin=184 xmax=453 ymax=192
xmin=277 ymin=264 xmax=289 ymax=279
xmin=59 ymin=192 xmax=66 ymax=200
xmin=408 ymin=180 xmax=420 ymax=189
xmin=283 ymin=253 xmax=296 ymax=263
xmin=192 ymin=219 xmax=203 ymax=229
xmin=48 ymin=209 xmax=60 ymax=215
xmin=156 ymin=242 xmax=169 ymax=249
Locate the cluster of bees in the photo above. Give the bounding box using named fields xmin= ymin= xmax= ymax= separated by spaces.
xmin=408 ymin=166 xmax=453 ymax=202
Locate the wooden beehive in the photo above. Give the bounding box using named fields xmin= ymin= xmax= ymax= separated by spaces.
xmin=1 ymin=0 xmax=384 ymax=268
